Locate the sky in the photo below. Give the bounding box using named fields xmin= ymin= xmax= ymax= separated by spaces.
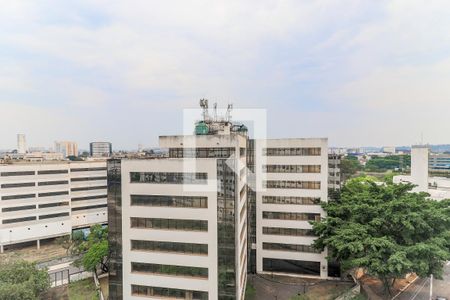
xmin=1 ymin=0 xmax=450 ymax=150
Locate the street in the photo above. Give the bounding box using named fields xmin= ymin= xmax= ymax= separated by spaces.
xmin=397 ymin=262 xmax=450 ymax=300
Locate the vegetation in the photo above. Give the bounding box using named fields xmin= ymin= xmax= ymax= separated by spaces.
xmin=245 ymin=282 xmax=256 ymax=300
xmin=68 ymin=278 xmax=100 ymax=300
xmin=340 ymin=156 xmax=362 ymax=180
xmin=55 ymin=231 xmax=84 ymax=255
xmin=0 ymin=260 xmax=50 ymax=300
xmin=73 ymin=225 xmax=109 ymax=274
xmin=364 ymin=155 xmax=410 ymax=172
xmin=313 ymin=177 xmax=450 ymax=296
xmin=341 ymin=154 xmax=410 ymax=179
xmin=58 ymin=225 xmax=109 ymax=275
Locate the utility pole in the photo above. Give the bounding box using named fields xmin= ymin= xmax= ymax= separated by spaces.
xmin=429 ymin=274 xmax=433 ymax=300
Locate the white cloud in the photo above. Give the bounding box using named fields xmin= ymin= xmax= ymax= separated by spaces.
xmin=1 ymin=0 xmax=450 ymax=148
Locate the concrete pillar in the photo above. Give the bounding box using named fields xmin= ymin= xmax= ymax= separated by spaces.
xmin=37 ymin=239 xmax=40 ymax=250
xmin=411 ymin=145 xmax=429 ymax=192
xmin=0 ymin=245 xmax=4 ymax=254
xmin=320 ymin=260 xmax=328 ymax=279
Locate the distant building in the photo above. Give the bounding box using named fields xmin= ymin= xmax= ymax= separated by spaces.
xmin=0 ymin=160 xmax=107 ymax=253
xmin=90 ymin=142 xmax=112 ymax=157
xmin=382 ymin=146 xmax=396 ymax=154
xmin=55 ymin=141 xmax=78 ymax=158
xmin=428 ymin=153 xmax=450 ymax=177
xmin=394 ymin=145 xmax=450 ymax=200
xmin=17 ymin=134 xmax=27 ymax=154
xmin=24 ymin=152 xmax=64 ymax=162
xmin=328 ymin=153 xmax=342 ymax=191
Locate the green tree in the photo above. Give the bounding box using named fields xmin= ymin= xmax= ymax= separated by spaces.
xmin=74 ymin=225 xmax=109 ymax=274
xmin=365 ymin=155 xmax=411 ymax=172
xmin=0 ymin=260 xmax=50 ymax=300
xmin=312 ymin=177 xmax=450 ymax=296
xmin=340 ymin=157 xmax=361 ymax=181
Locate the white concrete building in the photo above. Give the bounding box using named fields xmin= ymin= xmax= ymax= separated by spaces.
xmin=255 ymin=138 xmax=329 ymax=279
xmin=108 ymin=135 xmax=335 ymax=299
xmin=24 ymin=152 xmax=64 ymax=162
xmin=109 ymin=132 xmax=248 ymax=300
xmin=328 ymin=153 xmax=342 ymax=191
xmin=17 ymin=134 xmax=27 ymax=154
xmin=394 ymin=145 xmax=450 ymax=200
xmin=382 ymin=146 xmax=396 ymax=154
xmin=0 ymin=161 xmax=107 ymax=253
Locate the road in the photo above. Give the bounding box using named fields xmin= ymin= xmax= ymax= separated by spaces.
xmin=397 ymin=262 xmax=450 ymax=300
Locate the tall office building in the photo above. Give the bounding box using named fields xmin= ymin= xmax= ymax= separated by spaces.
xmin=17 ymin=134 xmax=27 ymax=154
xmin=90 ymin=142 xmax=112 ymax=157
xmin=0 ymin=161 xmax=107 ymax=253
xmin=108 ymin=102 xmax=332 ymax=299
xmin=109 ymin=131 xmax=248 ymax=299
xmin=255 ymin=138 xmax=329 ymax=279
xmin=55 ymin=141 xmax=78 ymax=158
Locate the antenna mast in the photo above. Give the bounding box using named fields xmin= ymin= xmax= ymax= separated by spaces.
xmin=225 ymin=103 xmax=233 ymax=122
xmin=213 ymin=102 xmax=218 ymax=122
xmin=199 ymin=98 xmax=209 ymax=122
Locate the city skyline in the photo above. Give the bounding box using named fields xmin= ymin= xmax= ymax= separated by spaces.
xmin=1 ymin=1 xmax=450 ymax=149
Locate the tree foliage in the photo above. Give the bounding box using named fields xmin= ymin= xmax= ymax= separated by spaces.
xmin=365 ymin=155 xmax=410 ymax=172
xmin=313 ymin=177 xmax=450 ymax=295
xmin=0 ymin=260 xmax=50 ymax=300
xmin=340 ymin=156 xmax=361 ymax=181
xmin=73 ymin=225 xmax=109 ymax=274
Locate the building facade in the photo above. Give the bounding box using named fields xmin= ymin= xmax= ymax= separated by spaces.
xmin=428 ymin=153 xmax=450 ymax=177
xmin=0 ymin=161 xmax=107 ymax=253
xmin=328 ymin=154 xmax=342 ymax=191
xmin=394 ymin=145 xmax=450 ymax=200
xmin=109 ymin=136 xmax=336 ymax=299
xmin=255 ymin=138 xmax=330 ymax=279
xmin=107 ymin=100 xmax=336 ymax=299
xmin=55 ymin=141 xmax=78 ymax=158
xmin=90 ymin=142 xmax=113 ymax=157
xmin=17 ymin=134 xmax=27 ymax=154
xmin=109 ymin=131 xmax=248 ymax=300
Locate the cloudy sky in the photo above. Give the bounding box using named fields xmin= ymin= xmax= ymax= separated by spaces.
xmin=1 ymin=1 xmax=449 ymax=150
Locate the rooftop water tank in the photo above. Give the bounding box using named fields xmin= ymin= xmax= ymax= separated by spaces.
xmin=195 ymin=122 xmax=209 ymax=135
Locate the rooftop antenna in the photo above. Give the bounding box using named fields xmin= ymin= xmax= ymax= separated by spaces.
xmin=213 ymin=102 xmax=218 ymax=122
xmin=225 ymin=103 xmax=233 ymax=122
xmin=199 ymin=98 xmax=209 ymax=122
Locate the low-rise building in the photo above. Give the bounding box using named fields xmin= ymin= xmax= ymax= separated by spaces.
xmin=0 ymin=161 xmax=107 ymax=253
xmin=393 ymin=145 xmax=450 ymax=200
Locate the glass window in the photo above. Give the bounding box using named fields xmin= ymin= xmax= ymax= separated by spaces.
xmin=130 ymin=195 xmax=208 ymax=208
xmin=130 ymin=172 xmax=207 ymax=185
xmin=2 ymin=193 xmax=35 ymax=200
xmin=130 ymin=217 xmax=208 ymax=232
xmin=131 ymin=240 xmax=208 ymax=255
xmin=131 ymin=262 xmax=208 ymax=278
